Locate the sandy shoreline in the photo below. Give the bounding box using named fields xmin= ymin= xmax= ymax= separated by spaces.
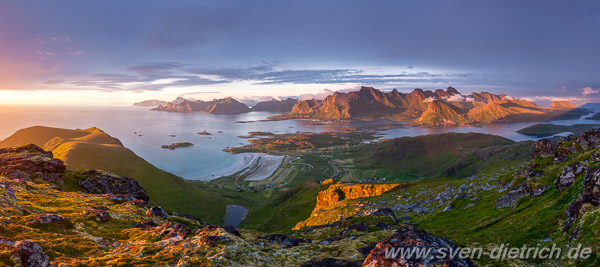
xmin=245 ymin=155 xmax=285 ymax=181
xmin=195 ymin=153 xmax=284 ymax=181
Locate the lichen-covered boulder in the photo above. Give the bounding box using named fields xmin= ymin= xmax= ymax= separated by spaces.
xmin=78 ymin=170 xmax=149 ymax=202
xmin=15 ymin=240 xmax=50 ymax=267
xmin=0 ymin=144 xmax=65 ymax=184
xmin=29 ymin=213 xmax=73 ymax=228
xmin=362 ymin=227 xmax=477 ymax=267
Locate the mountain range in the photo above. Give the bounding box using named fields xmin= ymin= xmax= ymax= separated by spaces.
xmin=143 ymin=86 xmax=584 ymax=124
xmin=279 ymin=86 xmax=582 ymax=124
xmin=149 ymin=97 xmax=298 ymax=114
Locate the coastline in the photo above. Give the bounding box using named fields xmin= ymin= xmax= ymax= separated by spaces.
xmin=194 ymin=153 xmax=284 ymax=181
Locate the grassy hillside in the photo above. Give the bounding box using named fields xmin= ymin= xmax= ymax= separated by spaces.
xmin=241 ymin=180 xmax=322 ymax=232
xmin=291 ymin=139 xmax=600 ymax=265
xmin=351 ymin=133 xmax=533 ymax=180
xmin=0 ymin=126 xmax=259 ymax=224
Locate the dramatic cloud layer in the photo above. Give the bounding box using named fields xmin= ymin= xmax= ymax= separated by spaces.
xmin=0 ymin=0 xmax=598 ymax=104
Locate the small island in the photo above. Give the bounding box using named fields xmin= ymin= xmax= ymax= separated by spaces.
xmin=161 ymin=142 xmax=194 ymax=150
xmin=516 ymin=123 xmax=600 ymax=137
xmin=198 ymin=131 xmax=212 ymax=136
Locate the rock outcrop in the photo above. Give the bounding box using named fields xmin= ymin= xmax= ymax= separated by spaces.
xmin=564 ymin=166 xmax=600 ymax=234
xmin=315 ymin=183 xmax=401 ymax=211
xmin=555 ymin=163 xmax=586 ymax=191
xmin=294 ymin=183 xmax=401 ymax=230
xmin=0 ymin=144 xmax=66 ymax=184
xmin=362 ymin=227 xmax=477 ymax=267
xmin=495 ymin=184 xmax=531 ymax=209
xmin=77 ymin=169 xmax=149 ymax=202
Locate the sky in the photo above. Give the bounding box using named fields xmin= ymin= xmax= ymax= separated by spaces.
xmin=0 ymin=0 xmax=599 ymax=106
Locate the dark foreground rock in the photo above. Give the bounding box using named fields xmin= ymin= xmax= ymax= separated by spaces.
xmin=78 ymin=170 xmax=149 ymax=202
xmin=0 ymin=144 xmax=66 ymax=184
xmin=362 ymin=227 xmax=477 ymax=267
xmin=0 ymin=239 xmax=51 ymax=267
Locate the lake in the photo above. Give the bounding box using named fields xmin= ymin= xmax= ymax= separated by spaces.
xmin=0 ymin=105 xmax=598 ymax=180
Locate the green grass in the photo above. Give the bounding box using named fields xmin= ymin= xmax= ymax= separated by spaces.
xmin=241 ymin=180 xmax=322 ymax=232
xmin=351 ymin=133 xmax=533 ymax=180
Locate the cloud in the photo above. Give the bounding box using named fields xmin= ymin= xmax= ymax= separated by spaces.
xmin=186 ymin=62 xmax=475 ymax=86
xmin=39 ymin=61 xmax=478 ymax=93
xmin=35 ymin=35 xmax=83 ymax=60
xmin=582 ymin=86 xmax=599 ymax=96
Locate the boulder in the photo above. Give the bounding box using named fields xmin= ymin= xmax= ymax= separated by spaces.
xmin=157 ymin=222 xmax=191 ymax=241
xmin=555 ymin=163 xmax=586 ymax=191
xmin=576 ymin=129 xmax=600 ymax=150
xmin=362 ymin=227 xmax=477 ymax=267
xmin=78 ymin=170 xmax=149 ymax=202
xmin=0 ymin=144 xmax=65 ymax=184
xmin=532 ymin=139 xmax=559 ymax=158
xmin=146 ymin=206 xmax=167 ymax=219
xmin=29 ymin=213 xmax=73 ymax=228
xmin=15 ymin=240 xmax=50 ymax=267
xmin=495 ymin=183 xmax=530 ymax=209
xmin=84 ymin=206 xmax=111 ymax=222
